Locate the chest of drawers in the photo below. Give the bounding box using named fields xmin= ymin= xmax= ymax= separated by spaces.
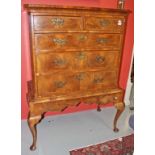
xmin=25 ymin=4 xmax=130 ymax=150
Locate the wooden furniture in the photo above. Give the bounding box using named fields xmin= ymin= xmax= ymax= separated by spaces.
xmin=24 ymin=3 xmax=130 ymax=151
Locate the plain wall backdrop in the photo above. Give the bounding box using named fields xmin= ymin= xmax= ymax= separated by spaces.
xmin=21 ymin=0 xmax=134 ymax=119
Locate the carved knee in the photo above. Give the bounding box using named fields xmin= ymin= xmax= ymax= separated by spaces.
xmin=114 ymin=102 xmax=125 ymax=111
xmin=28 ymin=115 xmax=42 ymax=127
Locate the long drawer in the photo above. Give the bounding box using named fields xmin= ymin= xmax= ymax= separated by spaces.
xmin=82 ymin=91 xmax=123 ymax=104
xmin=34 ymin=33 xmax=123 ymax=51
xmin=36 ymin=51 xmax=120 ymax=73
xmin=37 ymin=70 xmax=118 ymax=97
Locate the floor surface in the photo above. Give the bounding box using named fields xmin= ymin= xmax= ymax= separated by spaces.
xmin=21 ymin=106 xmax=134 ymax=155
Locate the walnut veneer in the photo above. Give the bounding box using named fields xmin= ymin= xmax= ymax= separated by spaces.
xmin=24 ymin=4 xmax=130 ymax=151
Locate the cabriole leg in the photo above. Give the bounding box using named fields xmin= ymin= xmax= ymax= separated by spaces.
xmin=97 ymin=104 xmax=101 ymax=112
xmin=113 ymin=102 xmax=125 ymax=132
xmin=27 ymin=112 xmax=42 ymax=151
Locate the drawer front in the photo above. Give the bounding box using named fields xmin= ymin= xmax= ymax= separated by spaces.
xmin=37 ymin=72 xmax=80 ymax=96
xmin=82 ymin=92 xmax=123 ymax=104
xmin=36 ymin=52 xmax=73 ymax=73
xmin=37 ymin=70 xmax=117 ymax=96
xmin=85 ymin=16 xmax=125 ymax=33
xmin=98 ymin=92 xmax=123 ymax=104
xmin=79 ymin=70 xmax=117 ymax=91
xmin=33 ymin=16 xmax=83 ymax=31
xmin=86 ymin=51 xmax=120 ymax=70
xmin=35 ymin=33 xmax=122 ymax=51
xmin=36 ymin=51 xmax=120 ymax=73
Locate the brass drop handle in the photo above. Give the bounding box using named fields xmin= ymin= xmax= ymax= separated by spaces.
xmin=53 ymin=59 xmax=66 ymax=66
xmin=54 ymin=81 xmax=66 ymax=88
xmin=96 ymin=38 xmax=109 ymax=44
xmin=53 ymin=38 xmax=67 ymax=46
xmin=96 ymin=56 xmax=105 ymax=63
xmin=93 ymin=76 xmax=104 ymax=84
xmin=100 ymin=19 xmax=110 ymax=27
xmin=51 ymin=18 xmax=64 ymax=26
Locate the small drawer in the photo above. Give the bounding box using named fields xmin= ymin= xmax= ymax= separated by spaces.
xmin=99 ymin=92 xmax=123 ymax=104
xmin=78 ymin=70 xmax=118 ymax=91
xmin=90 ymin=70 xmax=118 ymax=90
xmin=33 ymin=15 xmax=83 ymax=31
xmin=85 ymin=16 xmax=125 ymax=33
xmin=37 ymin=73 xmax=80 ymax=96
xmin=86 ymin=51 xmax=120 ymax=70
xmin=88 ymin=34 xmax=122 ymax=50
xmin=36 ymin=52 xmax=73 ymax=73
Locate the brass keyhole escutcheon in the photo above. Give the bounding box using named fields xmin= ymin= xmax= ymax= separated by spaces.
xmin=75 ymin=52 xmax=86 ymax=60
xmin=75 ymin=73 xmax=85 ymax=81
xmin=77 ymin=34 xmax=87 ymax=41
xmin=100 ymin=19 xmax=110 ymax=27
xmin=51 ymin=18 xmax=64 ymax=26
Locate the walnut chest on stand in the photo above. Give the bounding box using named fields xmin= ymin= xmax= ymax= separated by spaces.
xmin=24 ymin=3 xmax=130 ymax=151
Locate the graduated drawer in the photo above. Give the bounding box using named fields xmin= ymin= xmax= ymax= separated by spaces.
xmin=34 ymin=33 xmax=122 ymax=51
xmin=85 ymin=16 xmax=125 ymax=33
xmin=37 ymin=70 xmax=117 ymax=97
xmin=33 ymin=15 xmax=83 ymax=31
xmin=36 ymin=51 xmax=120 ymax=73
